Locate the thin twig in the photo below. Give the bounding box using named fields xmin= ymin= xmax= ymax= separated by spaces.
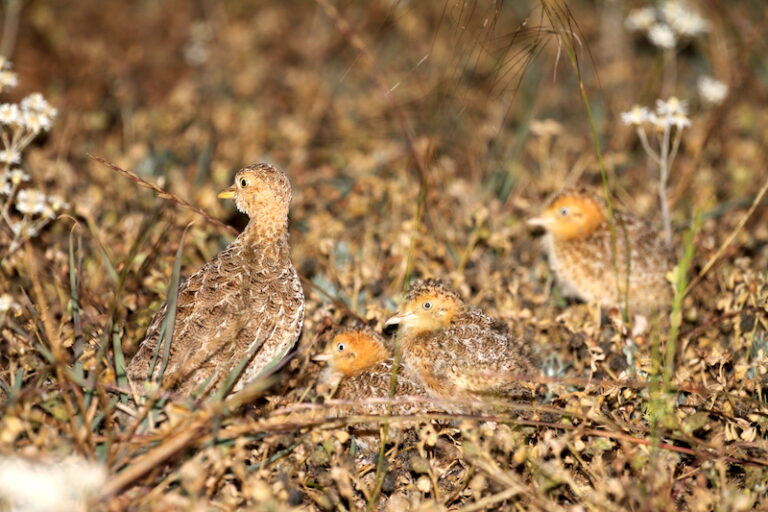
xmin=684 ymin=170 xmax=768 ymax=297
xmin=88 ymin=154 xmax=238 ymax=236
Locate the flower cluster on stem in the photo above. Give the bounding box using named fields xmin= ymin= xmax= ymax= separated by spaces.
xmin=621 ymin=98 xmax=691 ymax=246
xmin=0 ymin=57 xmax=64 ymax=257
xmin=626 ymin=0 xmax=709 ymax=49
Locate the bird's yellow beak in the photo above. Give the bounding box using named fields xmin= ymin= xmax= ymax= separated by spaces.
xmin=217 ymin=185 xmax=236 ymax=199
xmin=385 ymin=310 xmax=417 ymax=326
xmin=313 ymin=352 xmax=332 ymax=362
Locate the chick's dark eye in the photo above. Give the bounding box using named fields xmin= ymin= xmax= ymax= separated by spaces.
xmin=423 ymin=301 xmax=432 ymax=310
xmin=559 ymin=207 xmax=569 ymax=216
xmin=336 ymin=343 xmax=345 ymax=352
xmin=239 ymin=178 xmax=248 ymax=188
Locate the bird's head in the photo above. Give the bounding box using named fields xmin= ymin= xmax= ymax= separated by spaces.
xmin=527 ymin=190 xmax=606 ymax=240
xmin=385 ymin=278 xmax=464 ymax=334
xmin=318 ymin=328 xmax=390 ymax=377
xmin=218 ymin=163 xmax=292 ymax=220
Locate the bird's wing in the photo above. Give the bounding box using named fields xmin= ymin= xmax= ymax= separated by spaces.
xmin=126 ymin=247 xmax=247 ymax=388
xmin=615 ymin=214 xmax=675 ymax=282
xmin=233 ymin=264 xmax=304 ymax=387
xmin=433 ymin=324 xmax=535 ymax=397
xmin=455 ymin=308 xmax=510 ymax=333
xmin=336 ymin=361 xmax=429 ymax=415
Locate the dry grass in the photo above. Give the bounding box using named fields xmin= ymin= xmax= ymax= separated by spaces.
xmin=1 ymin=0 xmax=768 ymax=510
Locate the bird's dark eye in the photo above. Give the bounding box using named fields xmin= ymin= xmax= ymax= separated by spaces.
xmin=559 ymin=207 xmax=569 ymax=216
xmin=336 ymin=343 xmax=345 ymax=352
xmin=423 ymin=301 xmax=432 ymax=310
xmin=239 ymin=178 xmax=248 ymax=188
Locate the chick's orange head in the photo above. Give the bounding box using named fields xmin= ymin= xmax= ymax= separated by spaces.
xmin=327 ymin=329 xmax=389 ymax=377
xmin=385 ymin=279 xmax=463 ymax=333
xmin=528 ymin=192 xmax=606 ymax=240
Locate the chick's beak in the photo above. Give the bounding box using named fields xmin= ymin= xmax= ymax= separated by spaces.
xmin=217 ymin=185 xmax=236 ymax=199
xmin=526 ymin=215 xmax=554 ymax=227
xmin=313 ymin=352 xmax=332 ymax=362
xmin=385 ymin=310 xmax=416 ymax=326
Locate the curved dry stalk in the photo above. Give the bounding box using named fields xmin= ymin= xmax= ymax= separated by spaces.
xmin=89 ymin=154 xmax=238 ymax=236
xmin=684 ymin=170 xmax=768 ymax=297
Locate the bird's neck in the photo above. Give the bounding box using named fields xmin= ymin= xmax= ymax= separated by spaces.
xmin=236 ymin=213 xmax=290 ymax=261
xmin=243 ymin=218 xmax=288 ymax=241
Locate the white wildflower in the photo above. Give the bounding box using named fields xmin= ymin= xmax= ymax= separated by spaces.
xmin=669 ymin=112 xmax=691 ymax=129
xmin=6 ymin=168 xmax=30 ymax=185
xmin=21 ymin=93 xmax=57 ymax=120
xmin=662 ymin=0 xmax=709 ymax=36
xmin=0 ymin=103 xmax=21 ymax=125
xmin=0 ymin=55 xmax=9 ymax=70
xmin=40 ymin=194 xmax=69 ymax=219
xmin=625 ymin=7 xmax=657 ymax=31
xmin=22 ymin=109 xmax=53 ymax=133
xmin=661 ymin=1 xmax=688 ymax=24
xmin=7 ymin=219 xmax=38 ymax=238
xmin=621 ymin=105 xmax=650 ymax=126
xmin=647 ymin=23 xmax=677 ymax=49
xmin=0 ymin=148 xmax=20 ymax=164
xmin=40 ymin=204 xmax=56 ymax=219
xmin=0 ymin=456 xmax=106 ymax=512
xmin=647 ymin=112 xmax=669 ymax=130
xmin=669 ymin=13 xmax=709 ymax=37
xmin=47 ymin=194 xmax=69 ymax=212
xmin=0 ymin=294 xmax=19 ymax=313
xmin=7 ymin=220 xmax=18 ymax=234
xmin=639 ymin=97 xmax=691 ymax=130
xmin=698 ymin=76 xmax=728 ymax=105
xmin=15 ymin=189 xmax=47 ymax=215
xmin=0 ymin=69 xmax=18 ymax=90
xmin=21 ymin=92 xmax=50 ymax=112
xmin=20 ymin=94 xmax=58 ymax=130
xmin=0 ymin=180 xmax=10 ymax=195
xmin=656 ymin=97 xmax=688 ymax=116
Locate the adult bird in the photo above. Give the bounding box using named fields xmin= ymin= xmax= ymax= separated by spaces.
xmin=127 ymin=163 xmax=304 ymax=398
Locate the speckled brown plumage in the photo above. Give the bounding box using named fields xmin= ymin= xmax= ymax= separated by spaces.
xmin=127 ymin=163 xmax=304 ymax=397
xmin=386 ymin=280 xmax=536 ymax=412
xmin=528 ymin=189 xmax=673 ymax=313
xmin=397 ymin=279 xmax=509 ymax=333
xmin=320 ymin=327 xmax=431 ymax=417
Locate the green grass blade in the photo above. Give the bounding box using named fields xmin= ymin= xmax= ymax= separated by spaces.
xmin=68 ymin=226 xmax=84 ymax=381
xmin=112 ymin=322 xmax=129 ymax=404
xmin=146 ymin=321 xmax=166 ymax=381
xmin=85 ymin=216 xmax=119 ymax=284
xmin=663 ymin=211 xmax=701 ymax=391
xmin=157 ymin=226 xmax=190 ymax=382
xmin=5 ymin=368 xmax=25 ymax=405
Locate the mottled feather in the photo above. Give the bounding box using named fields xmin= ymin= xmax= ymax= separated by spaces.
xmin=402 ymin=324 xmax=534 ymax=410
xmin=333 ymin=359 xmax=431 ymax=417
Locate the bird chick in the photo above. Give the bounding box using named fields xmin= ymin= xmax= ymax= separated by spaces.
xmin=318 ymin=327 xmax=430 ymax=418
xmin=385 ymin=278 xmax=508 ymax=334
xmin=527 ymin=189 xmax=673 ymax=314
xmin=386 ymin=280 xmax=536 ymax=412
xmin=127 ymin=163 xmax=304 ymax=399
